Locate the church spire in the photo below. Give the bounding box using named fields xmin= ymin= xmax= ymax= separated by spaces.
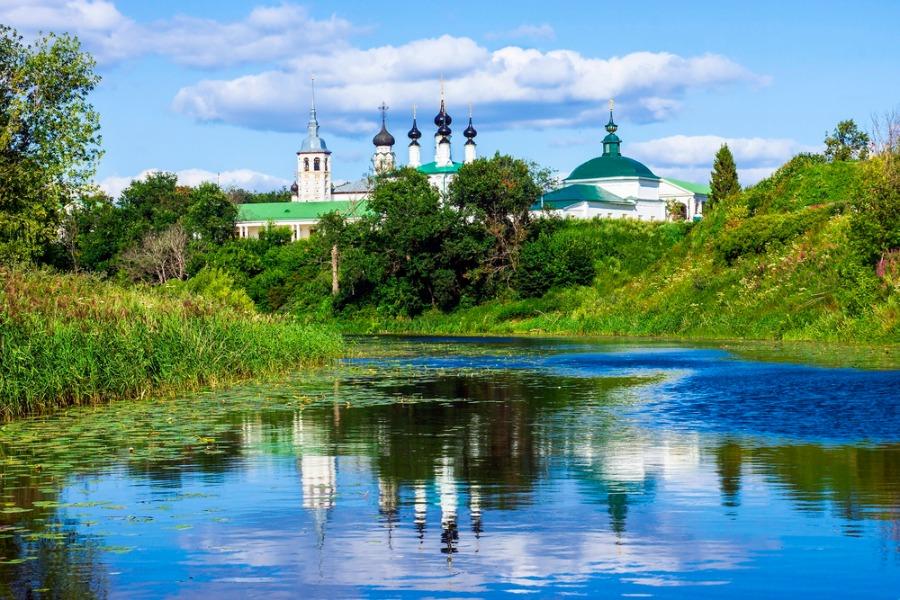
xmin=464 ymin=103 xmax=477 ymax=164
xmin=372 ymin=102 xmax=395 ymax=173
xmin=434 ymin=79 xmax=453 ymax=167
xmin=434 ymin=76 xmax=452 ymax=130
xmin=602 ymin=98 xmax=621 ymax=157
xmin=408 ymin=105 xmax=422 ymax=168
xmin=372 ymin=101 xmax=395 ymax=148
xmin=301 ymin=76 xmax=328 ymax=152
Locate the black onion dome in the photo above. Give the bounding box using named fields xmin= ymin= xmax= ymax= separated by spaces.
xmin=373 ymin=124 xmax=395 ymax=147
xmin=463 ymin=117 xmax=477 ymax=139
xmin=437 ymin=121 xmax=451 ymax=137
xmin=290 ymin=181 xmax=299 ymax=194
xmin=434 ymin=102 xmax=452 ymax=127
xmin=408 ymin=117 xmax=422 ymax=140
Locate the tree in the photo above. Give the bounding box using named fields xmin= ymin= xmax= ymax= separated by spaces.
xmin=0 ymin=26 xmax=101 ymax=264
xmin=709 ymin=144 xmax=740 ymax=210
xmin=449 ymin=154 xmax=542 ymax=287
xmin=120 ymin=224 xmax=189 ymax=283
xmin=184 ymin=182 xmax=237 ymax=244
xmin=117 ymin=171 xmax=186 ymax=239
xmin=824 ymin=119 xmax=870 ymax=162
xmin=328 ymin=168 xmax=486 ymax=315
xmin=57 ymin=191 xmax=115 ymax=272
xmin=227 ymin=186 xmax=292 ymax=204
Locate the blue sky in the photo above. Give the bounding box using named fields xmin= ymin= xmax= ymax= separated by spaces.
xmin=4 ymin=0 xmax=898 ymax=194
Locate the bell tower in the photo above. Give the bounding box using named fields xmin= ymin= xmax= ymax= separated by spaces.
xmin=295 ymin=76 xmax=332 ymax=202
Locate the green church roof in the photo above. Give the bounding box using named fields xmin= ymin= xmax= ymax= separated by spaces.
xmin=533 ymin=184 xmax=638 ymax=211
xmin=663 ymin=178 xmax=711 ymax=195
xmin=566 ymin=155 xmax=660 ymax=182
xmin=539 ymin=184 xmax=632 ymax=207
xmin=417 ymin=161 xmax=463 ymax=175
xmin=237 ymin=200 xmax=367 ymax=223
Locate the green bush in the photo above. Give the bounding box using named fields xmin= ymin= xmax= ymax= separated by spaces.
xmin=516 ymin=232 xmax=595 ymax=297
xmin=713 ymin=208 xmax=831 ymax=265
xmin=848 ymin=154 xmax=900 ymax=266
xmin=170 ymin=266 xmax=256 ymax=314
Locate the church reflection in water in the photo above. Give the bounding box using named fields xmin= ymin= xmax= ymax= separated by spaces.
xmin=264 ymin=370 xmax=899 ymax=558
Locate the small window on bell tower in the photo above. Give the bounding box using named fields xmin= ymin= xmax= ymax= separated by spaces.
xmin=314 ymin=157 xmax=321 ymax=171
xmin=304 ymin=158 xmax=309 ymax=171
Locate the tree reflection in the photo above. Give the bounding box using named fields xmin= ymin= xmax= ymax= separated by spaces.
xmin=0 ymin=474 xmax=108 ymax=599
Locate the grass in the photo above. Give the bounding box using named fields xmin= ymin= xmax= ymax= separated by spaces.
xmin=341 ymin=156 xmax=899 ymax=345
xmin=0 ymin=268 xmax=343 ymax=418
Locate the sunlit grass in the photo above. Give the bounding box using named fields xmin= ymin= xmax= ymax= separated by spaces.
xmin=0 ymin=268 xmax=343 ymax=418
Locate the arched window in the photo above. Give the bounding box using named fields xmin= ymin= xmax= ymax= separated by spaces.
xmin=303 ymin=158 xmax=309 ymax=171
xmin=314 ymin=157 xmax=321 ymax=171
xmin=324 ymin=158 xmax=328 ymax=171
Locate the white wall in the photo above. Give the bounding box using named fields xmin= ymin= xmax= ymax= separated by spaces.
xmin=532 ymin=200 xmax=666 ymax=222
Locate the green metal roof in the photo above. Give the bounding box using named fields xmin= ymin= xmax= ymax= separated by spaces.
xmin=566 ymin=155 xmax=659 ymax=182
xmin=543 ymin=184 xmax=629 ymax=203
xmin=534 ymin=184 xmax=635 ymax=211
xmin=663 ymin=178 xmax=710 ymax=195
xmin=417 ymin=161 xmax=462 ymax=175
xmin=237 ymin=200 xmax=367 ymax=223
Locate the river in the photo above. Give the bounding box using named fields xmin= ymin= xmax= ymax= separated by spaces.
xmin=1 ymin=336 xmax=898 ymax=598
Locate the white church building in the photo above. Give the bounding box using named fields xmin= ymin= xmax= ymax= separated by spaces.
xmin=235 ymin=85 xmax=479 ymax=241
xmin=534 ymin=102 xmax=708 ymax=222
xmin=234 ymin=94 xmax=709 ymax=240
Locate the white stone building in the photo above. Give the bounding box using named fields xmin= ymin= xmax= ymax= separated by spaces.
xmin=236 ymin=84 xmax=479 ymax=239
xmin=534 ymin=104 xmax=708 ymax=222
xmin=235 ymin=92 xmax=709 ymax=239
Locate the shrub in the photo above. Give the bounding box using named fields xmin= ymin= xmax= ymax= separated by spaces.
xmin=172 ymin=266 xmax=256 ymax=314
xmin=713 ymin=208 xmax=831 ymax=265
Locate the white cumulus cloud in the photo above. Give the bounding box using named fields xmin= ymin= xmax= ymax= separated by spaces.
xmin=97 ymin=168 xmax=289 ymax=198
xmin=0 ymin=0 xmax=355 ymax=67
xmin=172 ymin=36 xmax=766 ymax=134
xmin=629 ymin=135 xmax=820 ymax=185
xmin=631 ymin=135 xmax=815 ymax=167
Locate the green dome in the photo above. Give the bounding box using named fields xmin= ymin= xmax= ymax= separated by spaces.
xmin=566 ymin=154 xmax=659 ymax=181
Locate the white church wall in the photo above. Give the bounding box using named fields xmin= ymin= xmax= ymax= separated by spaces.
xmin=533 ymin=198 xmax=671 ymax=223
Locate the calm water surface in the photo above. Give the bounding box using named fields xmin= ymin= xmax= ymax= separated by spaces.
xmin=1 ymin=337 xmax=898 ymax=598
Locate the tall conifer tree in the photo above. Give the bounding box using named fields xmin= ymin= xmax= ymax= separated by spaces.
xmin=708 ymin=144 xmax=740 ymax=209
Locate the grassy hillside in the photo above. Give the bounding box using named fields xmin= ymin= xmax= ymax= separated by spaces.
xmin=344 ymin=155 xmax=899 ymax=343
xmin=0 ymin=269 xmax=343 ymax=418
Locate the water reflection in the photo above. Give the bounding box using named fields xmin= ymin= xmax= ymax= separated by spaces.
xmin=0 ymin=338 xmax=897 ymax=597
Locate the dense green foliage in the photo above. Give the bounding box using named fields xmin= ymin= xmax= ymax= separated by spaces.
xmin=0 ymin=268 xmax=342 ymax=418
xmin=324 ymin=168 xmax=487 ymax=315
xmin=197 ymin=224 xmax=333 ymax=317
xmin=449 ymin=154 xmax=543 ymax=287
xmin=291 ymin=156 xmax=545 ymax=317
xmin=0 ymin=26 xmax=101 ymax=264
xmin=709 ymin=143 xmax=740 ymax=209
xmin=50 ymin=172 xmax=238 ymax=277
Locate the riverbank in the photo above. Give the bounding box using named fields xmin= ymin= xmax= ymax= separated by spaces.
xmin=0 ymin=269 xmax=342 ymax=418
